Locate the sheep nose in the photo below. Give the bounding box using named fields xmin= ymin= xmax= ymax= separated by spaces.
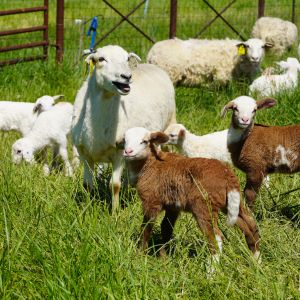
xmin=242 ymin=116 xmax=249 ymax=123
xmin=124 ymin=148 xmax=133 ymax=155
xmin=121 ymin=73 xmax=132 ymax=81
xmin=251 ymin=56 xmax=259 ymax=62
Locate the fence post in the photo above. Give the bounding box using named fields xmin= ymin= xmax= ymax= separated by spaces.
xmin=56 ymin=0 xmax=64 ymax=63
xmin=43 ymin=0 xmax=48 ymax=59
xmin=169 ymin=0 xmax=177 ymax=38
xmin=292 ymin=0 xmax=296 ymax=23
xmin=258 ymin=0 xmax=265 ymax=18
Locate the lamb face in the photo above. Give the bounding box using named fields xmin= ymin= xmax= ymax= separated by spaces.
xmin=12 ymin=138 xmax=34 ymax=164
xmin=164 ymin=123 xmax=186 ymax=145
xmin=123 ymin=127 xmax=151 ymax=160
xmin=85 ymin=45 xmax=140 ymax=96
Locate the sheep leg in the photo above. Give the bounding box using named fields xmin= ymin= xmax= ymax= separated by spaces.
xmin=244 ymin=172 xmax=264 ymax=210
xmin=58 ymin=143 xmax=73 ymax=177
xmin=51 ymin=145 xmax=60 ymax=171
xmin=39 ymin=148 xmax=50 ymax=176
xmin=72 ymin=144 xmax=80 ymax=169
xmin=160 ymin=208 xmax=180 ymax=256
xmin=83 ymin=158 xmax=94 ymax=191
xmin=111 ymin=154 xmax=123 ymax=212
xmin=235 ymin=203 xmax=260 ymax=261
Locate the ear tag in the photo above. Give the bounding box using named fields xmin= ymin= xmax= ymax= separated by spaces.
xmin=238 ymin=45 xmax=246 ymax=56
xmin=89 ymin=60 xmax=95 ymax=75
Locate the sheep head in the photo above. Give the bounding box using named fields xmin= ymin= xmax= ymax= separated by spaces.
xmin=85 ymin=45 xmax=141 ymax=96
xmin=33 ymin=95 xmax=64 ymax=114
xmin=236 ymin=38 xmax=273 ymax=64
xmin=164 ymin=123 xmax=186 ymax=145
xmin=123 ymin=127 xmax=168 ymax=160
xmin=221 ymin=96 xmax=276 ymax=129
xmin=12 ymin=138 xmax=34 ymax=164
xmin=276 ymin=57 xmax=300 ymax=72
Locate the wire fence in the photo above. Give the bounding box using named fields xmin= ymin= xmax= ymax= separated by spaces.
xmin=0 ymin=0 xmax=298 ymax=65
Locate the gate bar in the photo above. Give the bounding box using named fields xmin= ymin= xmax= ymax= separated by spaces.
xmin=0 ymin=26 xmax=47 ymax=37
xmin=0 ymin=41 xmax=48 ymax=53
xmin=0 ymin=6 xmax=47 ymax=16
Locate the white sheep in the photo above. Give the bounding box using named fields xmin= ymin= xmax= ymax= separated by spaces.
xmin=251 ymin=17 xmax=298 ymax=56
xmin=164 ymin=123 xmax=231 ymax=163
xmin=71 ymin=45 xmax=176 ymax=211
xmin=0 ymin=95 xmax=63 ymax=136
xmin=249 ymin=57 xmax=300 ymax=97
xmin=12 ymin=102 xmax=78 ymax=176
xmin=146 ymin=37 xmax=272 ymax=86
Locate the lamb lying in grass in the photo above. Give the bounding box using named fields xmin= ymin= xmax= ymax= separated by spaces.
xmin=123 ymin=127 xmax=261 ymax=272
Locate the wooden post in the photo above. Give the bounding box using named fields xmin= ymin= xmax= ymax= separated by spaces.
xmin=56 ymin=0 xmax=64 ymax=63
xmin=43 ymin=0 xmax=48 ymax=59
xmin=258 ymin=0 xmax=265 ymax=18
xmin=169 ymin=0 xmax=177 ymax=39
xmin=292 ymin=0 xmax=296 ymax=23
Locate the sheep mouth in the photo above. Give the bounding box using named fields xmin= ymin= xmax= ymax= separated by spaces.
xmin=112 ymin=81 xmax=131 ymax=94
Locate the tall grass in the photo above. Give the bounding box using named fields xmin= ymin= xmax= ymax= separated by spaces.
xmin=0 ymin=0 xmax=300 ymax=298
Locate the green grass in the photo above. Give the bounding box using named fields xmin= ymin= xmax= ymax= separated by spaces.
xmin=0 ymin=0 xmax=300 ymax=299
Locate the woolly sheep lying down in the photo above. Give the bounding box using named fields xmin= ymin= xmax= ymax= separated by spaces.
xmin=251 ymin=17 xmax=298 ymax=56
xmin=12 ymin=102 xmax=79 ymax=177
xmin=249 ymin=57 xmax=300 ymax=97
xmin=0 ymin=95 xmax=64 ymax=136
xmin=146 ymin=37 xmax=272 ymax=86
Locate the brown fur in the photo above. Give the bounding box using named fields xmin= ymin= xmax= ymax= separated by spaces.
xmin=229 ymin=123 xmax=300 ymax=209
xmin=126 ymin=146 xmax=260 ymax=257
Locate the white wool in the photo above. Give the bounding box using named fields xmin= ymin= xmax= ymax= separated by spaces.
xmin=0 ymin=95 xmax=63 ymax=136
xmin=147 ymin=37 xmax=269 ymax=86
xmin=251 ymin=17 xmax=298 ymax=56
xmin=164 ymin=123 xmax=232 ymax=163
xmin=71 ymin=45 xmax=176 ymax=210
xmin=227 ymin=190 xmax=240 ymax=226
xmin=12 ymin=102 xmax=78 ymax=177
xmin=249 ymin=57 xmax=300 ymax=97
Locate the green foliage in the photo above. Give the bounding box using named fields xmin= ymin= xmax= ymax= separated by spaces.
xmin=0 ymin=1 xmax=300 ymax=299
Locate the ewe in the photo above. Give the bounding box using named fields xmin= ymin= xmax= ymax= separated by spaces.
xmin=71 ymin=45 xmax=176 ymax=211
xmin=147 ymin=37 xmax=272 ymax=86
xmin=221 ymin=96 xmax=300 ymax=209
xmin=249 ymin=57 xmax=300 ymax=97
xmin=0 ymin=95 xmax=63 ymax=136
xmin=251 ymin=17 xmax=298 ymax=56
xmin=12 ymin=102 xmax=78 ymax=177
xmin=123 ymin=127 xmax=260 ymax=270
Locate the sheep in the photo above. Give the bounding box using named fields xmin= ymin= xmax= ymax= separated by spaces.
xmin=12 ymin=102 xmax=79 ymax=177
xmin=71 ymin=45 xmax=176 ymax=212
xmin=146 ymin=37 xmax=272 ymax=86
xmin=221 ymin=95 xmax=300 ymax=209
xmin=251 ymin=17 xmax=298 ymax=56
xmin=123 ymin=127 xmax=261 ymax=271
xmin=0 ymin=95 xmax=64 ymax=136
xmin=249 ymin=57 xmax=300 ymax=97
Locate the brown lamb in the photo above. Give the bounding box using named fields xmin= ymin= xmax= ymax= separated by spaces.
xmin=123 ymin=127 xmax=260 ymax=265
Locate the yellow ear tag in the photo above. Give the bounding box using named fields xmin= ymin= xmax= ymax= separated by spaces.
xmin=89 ymin=60 xmax=95 ymax=75
xmin=238 ymin=45 xmax=246 ymax=56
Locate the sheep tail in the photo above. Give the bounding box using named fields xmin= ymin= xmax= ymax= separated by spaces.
xmin=226 ymin=189 xmax=240 ymax=226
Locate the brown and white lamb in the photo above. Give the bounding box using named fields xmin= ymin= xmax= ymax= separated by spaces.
xmin=123 ymin=127 xmax=260 ymax=270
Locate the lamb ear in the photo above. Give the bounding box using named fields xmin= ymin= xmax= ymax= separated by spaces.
xmin=150 ymin=132 xmax=169 ymax=144
xmin=178 ymin=129 xmax=185 ymax=138
xmin=220 ymin=101 xmax=235 ymax=118
xmin=33 ymin=103 xmax=42 ymax=114
xmin=128 ymin=52 xmax=141 ymax=69
xmin=257 ymin=98 xmax=277 ymax=110
xmin=53 ymin=95 xmax=64 ymax=102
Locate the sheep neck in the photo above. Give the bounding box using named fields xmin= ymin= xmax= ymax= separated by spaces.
xmin=180 ymin=130 xmax=199 ymax=156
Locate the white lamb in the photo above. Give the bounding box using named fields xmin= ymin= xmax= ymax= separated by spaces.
xmin=0 ymin=95 xmax=63 ymax=136
xmin=251 ymin=17 xmax=298 ymax=56
xmin=71 ymin=45 xmax=176 ymax=211
xmin=164 ymin=123 xmax=231 ymax=163
xmin=12 ymin=102 xmax=78 ymax=177
xmin=249 ymin=57 xmax=300 ymax=97
xmin=146 ymin=37 xmax=272 ymax=86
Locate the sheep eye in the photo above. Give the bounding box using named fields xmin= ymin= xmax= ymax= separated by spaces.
xmin=99 ymin=57 xmax=106 ymax=62
xmin=170 ymin=134 xmax=177 ymax=138
xmin=141 ymin=140 xmax=148 ymax=145
xmin=233 ymin=107 xmax=238 ymax=111
xmin=17 ymin=150 xmax=22 ymax=154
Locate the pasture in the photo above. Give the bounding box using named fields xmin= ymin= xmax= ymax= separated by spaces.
xmin=0 ymin=0 xmax=300 ymax=298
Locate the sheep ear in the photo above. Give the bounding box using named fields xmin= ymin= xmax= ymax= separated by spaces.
xmin=53 ymin=95 xmax=64 ymax=102
xmin=236 ymin=43 xmax=247 ymax=55
xmin=263 ymin=42 xmax=273 ymax=49
xmin=85 ymin=53 xmax=97 ymax=75
xmin=178 ymin=129 xmax=185 ymax=138
xmin=220 ymin=101 xmax=235 ymax=118
xmin=128 ymin=52 xmax=141 ymax=69
xmin=150 ymin=132 xmax=169 ymax=144
xmin=33 ymin=103 xmax=42 ymax=114
xmin=257 ymin=98 xmax=277 ymax=110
